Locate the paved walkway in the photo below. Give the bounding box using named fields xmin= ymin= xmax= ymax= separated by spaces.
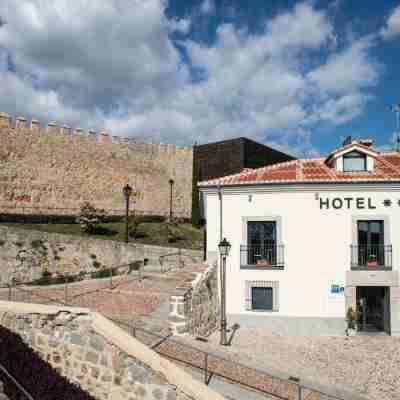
xmin=0 ymin=265 xmax=204 ymax=318
xmin=179 ymin=328 xmax=400 ymax=400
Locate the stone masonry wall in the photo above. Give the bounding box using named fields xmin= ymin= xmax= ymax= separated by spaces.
xmin=0 ymin=225 xmax=202 ymax=285
xmin=169 ymin=263 xmax=218 ymax=336
xmin=0 ymin=112 xmax=193 ymax=218
xmin=0 ymin=309 xmax=188 ymax=400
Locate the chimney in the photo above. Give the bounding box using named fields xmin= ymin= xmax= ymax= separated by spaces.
xmin=359 ymin=139 xmax=373 ymax=148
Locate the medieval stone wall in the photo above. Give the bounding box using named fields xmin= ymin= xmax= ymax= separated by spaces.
xmin=0 ymin=112 xmax=193 ymax=217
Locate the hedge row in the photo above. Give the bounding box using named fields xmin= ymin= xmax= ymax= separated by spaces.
xmin=0 ymin=325 xmax=96 ymax=400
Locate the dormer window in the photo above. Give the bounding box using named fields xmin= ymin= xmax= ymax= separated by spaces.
xmin=343 ymin=151 xmax=367 ymax=172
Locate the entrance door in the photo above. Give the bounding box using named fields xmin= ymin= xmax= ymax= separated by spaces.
xmin=357 ymin=221 xmax=384 ymax=266
xmin=247 ymin=221 xmax=277 ymax=265
xmin=356 ymin=286 xmax=390 ymax=333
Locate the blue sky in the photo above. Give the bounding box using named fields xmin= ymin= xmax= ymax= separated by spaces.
xmin=0 ymin=0 xmax=399 ymax=156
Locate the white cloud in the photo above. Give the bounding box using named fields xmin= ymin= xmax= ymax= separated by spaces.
xmin=380 ymin=5 xmax=400 ymax=40
xmin=307 ymin=37 xmax=379 ymax=94
xmin=200 ymin=0 xmax=215 ymax=16
xmin=0 ymin=0 xmax=382 ymax=155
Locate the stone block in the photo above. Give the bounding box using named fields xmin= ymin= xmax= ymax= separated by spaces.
xmin=127 ymin=363 xmax=153 ymax=384
xmin=68 ymin=332 xmax=86 ymax=346
xmin=85 ymin=350 xmax=99 ymax=364
xmin=89 ymin=334 xmax=105 ymax=352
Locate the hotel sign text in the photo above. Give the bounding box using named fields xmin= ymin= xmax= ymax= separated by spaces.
xmin=319 ymin=197 xmax=386 ymax=210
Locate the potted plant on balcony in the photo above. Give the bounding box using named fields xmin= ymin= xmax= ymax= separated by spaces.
xmin=367 ymin=254 xmax=377 ymax=267
xmin=256 ymin=259 xmax=271 ymax=267
xmin=345 ymin=307 xmax=357 ymax=336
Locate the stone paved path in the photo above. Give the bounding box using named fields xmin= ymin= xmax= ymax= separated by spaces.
xmin=0 ymin=264 xmax=205 ymax=318
xmin=178 ymin=328 xmax=400 ymax=400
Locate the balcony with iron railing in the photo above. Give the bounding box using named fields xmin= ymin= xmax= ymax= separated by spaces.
xmin=240 ymin=244 xmax=285 ymax=269
xmin=350 ymin=244 xmax=392 ymax=270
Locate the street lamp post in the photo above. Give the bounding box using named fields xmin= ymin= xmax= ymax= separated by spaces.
xmin=123 ymin=184 xmax=133 ymax=243
xmin=218 ymin=238 xmax=231 ymax=346
xmin=168 ymin=179 xmax=174 ymax=221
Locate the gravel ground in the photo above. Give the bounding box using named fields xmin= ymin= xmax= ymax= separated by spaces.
xmin=179 ymin=329 xmax=400 ymax=400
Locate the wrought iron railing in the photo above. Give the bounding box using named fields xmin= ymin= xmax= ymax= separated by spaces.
xmin=240 ymin=244 xmax=284 ymax=268
xmin=350 ymin=244 xmax=392 ymax=269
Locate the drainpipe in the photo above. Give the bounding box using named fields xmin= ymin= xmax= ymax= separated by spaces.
xmin=218 ymin=184 xmax=223 ymax=241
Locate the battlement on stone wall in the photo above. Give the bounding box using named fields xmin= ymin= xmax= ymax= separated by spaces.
xmin=0 ymin=111 xmax=193 ymax=156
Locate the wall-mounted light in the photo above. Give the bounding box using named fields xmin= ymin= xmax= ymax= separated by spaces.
xmin=248 ymin=195 xmax=252 ymax=203
xmin=314 ymin=193 xmax=319 ymax=200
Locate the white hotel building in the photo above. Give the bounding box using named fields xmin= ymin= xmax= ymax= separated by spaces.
xmin=199 ymin=139 xmax=400 ymax=336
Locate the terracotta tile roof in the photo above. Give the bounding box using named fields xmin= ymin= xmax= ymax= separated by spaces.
xmin=199 ymin=145 xmax=400 ymax=187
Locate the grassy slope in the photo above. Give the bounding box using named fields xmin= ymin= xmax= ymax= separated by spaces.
xmin=6 ymin=222 xmax=204 ymax=250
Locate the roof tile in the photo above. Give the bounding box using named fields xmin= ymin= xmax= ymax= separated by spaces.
xmin=199 ymin=142 xmax=400 ymax=187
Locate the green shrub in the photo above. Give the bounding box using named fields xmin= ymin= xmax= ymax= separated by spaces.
xmin=76 ymin=202 xmax=106 ymax=234
xmin=346 ymin=307 xmax=356 ymax=330
xmin=32 ymin=270 xmax=53 ymax=286
xmin=90 ymin=269 xmax=111 ymax=280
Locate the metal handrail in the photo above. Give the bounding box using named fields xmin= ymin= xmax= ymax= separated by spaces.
xmin=159 ymin=249 xmax=184 ymax=273
xmin=1 ymin=260 xmax=144 ymax=305
xmin=108 ymin=316 xmax=348 ymax=400
xmin=0 ymin=362 xmax=35 ymax=400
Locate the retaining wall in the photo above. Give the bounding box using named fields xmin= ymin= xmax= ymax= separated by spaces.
xmin=0 ymin=301 xmax=225 ymax=400
xmin=0 ymin=226 xmax=202 ymax=285
xmin=169 ymin=263 xmax=218 ymax=336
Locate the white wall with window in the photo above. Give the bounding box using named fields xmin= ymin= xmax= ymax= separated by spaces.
xmin=202 ymin=186 xmax=400 ymax=335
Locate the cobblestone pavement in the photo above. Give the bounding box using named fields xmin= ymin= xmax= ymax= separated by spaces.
xmin=178 ymin=328 xmax=400 ymax=400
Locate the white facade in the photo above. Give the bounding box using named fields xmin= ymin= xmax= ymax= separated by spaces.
xmin=201 ymin=144 xmax=400 ymax=335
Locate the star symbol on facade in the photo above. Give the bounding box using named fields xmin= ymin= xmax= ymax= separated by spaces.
xmin=383 ymin=199 xmax=392 ymax=207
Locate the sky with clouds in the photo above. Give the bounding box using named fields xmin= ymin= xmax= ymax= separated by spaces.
xmin=0 ymin=0 xmax=399 ymax=156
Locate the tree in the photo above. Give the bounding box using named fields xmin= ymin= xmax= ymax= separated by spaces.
xmin=76 ymin=202 xmax=106 ymax=234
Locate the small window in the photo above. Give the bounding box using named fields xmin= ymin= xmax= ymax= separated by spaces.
xmin=251 ymin=287 xmax=273 ymax=310
xmin=343 ymin=151 xmax=367 ymax=172
xmin=246 ymin=280 xmax=279 ymax=311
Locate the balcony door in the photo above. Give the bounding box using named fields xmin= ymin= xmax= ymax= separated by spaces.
xmin=357 ymin=221 xmax=384 ymax=266
xmin=247 ymin=221 xmax=276 ymax=265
